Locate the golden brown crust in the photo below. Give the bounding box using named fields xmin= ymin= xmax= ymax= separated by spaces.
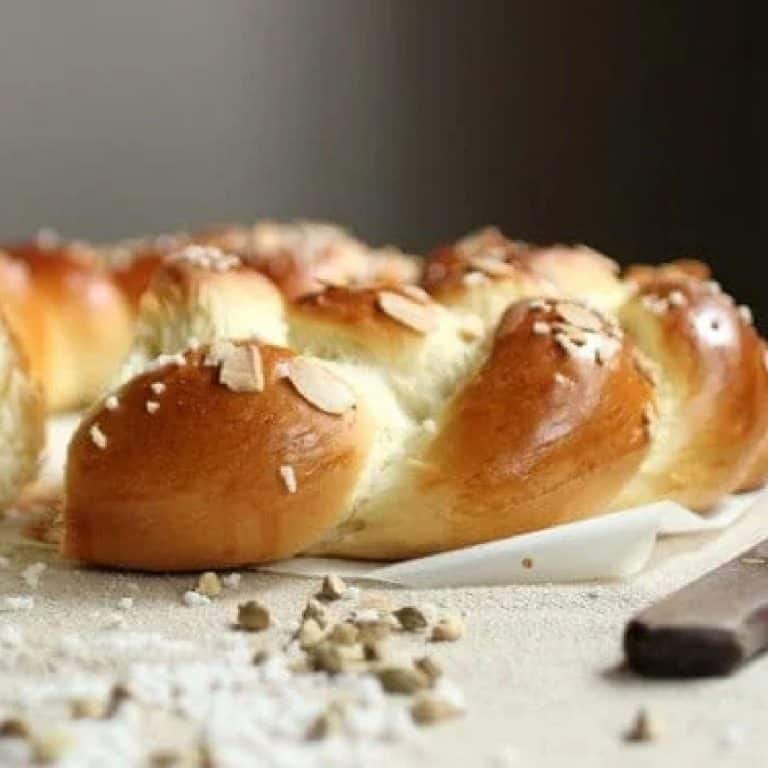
xmin=427 ymin=301 xmax=653 ymax=543
xmin=0 ymin=240 xmax=134 ymax=412
xmin=613 ymin=277 xmax=768 ymax=510
xmin=63 ymin=343 xmax=373 ymax=571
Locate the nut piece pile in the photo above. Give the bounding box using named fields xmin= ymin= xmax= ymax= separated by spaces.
xmin=234 ymin=573 xmax=467 ymax=730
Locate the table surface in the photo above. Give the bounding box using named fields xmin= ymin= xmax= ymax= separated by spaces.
xmin=1 ymin=493 xmax=767 ymax=767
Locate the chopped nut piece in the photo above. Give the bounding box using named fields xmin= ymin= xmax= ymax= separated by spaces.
xmin=31 ymin=728 xmax=74 ymax=763
xmin=150 ymin=381 xmax=167 ymax=395
xmin=431 ymin=615 xmax=464 ymax=642
xmin=667 ymin=290 xmax=687 ymax=308
xmin=219 ymin=343 xmax=265 ymax=393
xmin=70 ymin=697 xmax=105 ymax=719
xmin=90 ymin=423 xmax=108 ymax=450
xmin=278 ymin=464 xmax=298 ymax=493
xmin=104 ymin=395 xmax=119 ymax=411
xmin=305 ymin=703 xmax=345 ymax=741
xmin=394 ymin=606 xmax=428 ymax=631
xmin=318 ymin=573 xmax=346 ymax=601
xmin=411 ymin=692 xmax=462 ymax=725
xmin=0 ymin=717 xmax=30 ymax=739
xmin=149 ymin=749 xmax=185 ymax=767
xmin=328 ymin=621 xmax=359 ymax=645
xmin=145 ymin=400 xmax=160 ymax=414
xmin=624 ymin=708 xmax=658 ymax=743
xmin=302 ymin=598 xmax=330 ymax=628
xmin=287 ymin=358 xmax=356 ymax=415
xmin=377 ymin=290 xmax=438 ymax=334
xmin=197 ymin=571 xmax=221 ymax=598
xmin=104 ymin=684 xmax=131 ymax=718
xmin=532 ymin=321 xmax=551 ymax=335
xmin=237 ymin=600 xmax=270 ymax=632
xmin=415 ymin=655 xmax=443 ymax=683
xmin=377 ymin=666 xmax=430 ymax=694
xmin=309 ymin=643 xmax=347 ymax=675
xmin=299 ymin=618 xmax=325 ymax=649
xmin=363 ymin=641 xmax=385 ymax=662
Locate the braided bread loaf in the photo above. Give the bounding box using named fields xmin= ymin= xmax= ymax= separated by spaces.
xmin=62 ymin=231 xmax=768 ymax=571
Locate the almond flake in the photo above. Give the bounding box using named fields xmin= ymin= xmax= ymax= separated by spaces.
xmin=279 ymin=464 xmax=297 ymax=494
xmin=219 ymin=344 xmax=265 ymax=393
xmin=554 ymin=302 xmax=603 ymax=331
xmin=377 ymin=290 xmax=438 ymax=334
xmin=399 ymin=284 xmax=432 ymax=304
xmin=467 ymin=255 xmax=514 ymax=278
xmin=287 ymin=358 xmax=356 ymax=415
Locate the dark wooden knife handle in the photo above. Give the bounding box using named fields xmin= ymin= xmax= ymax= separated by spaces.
xmin=624 ymin=539 xmax=768 ymax=677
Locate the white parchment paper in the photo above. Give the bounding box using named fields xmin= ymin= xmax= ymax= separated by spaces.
xmin=259 ymin=493 xmax=767 ymax=587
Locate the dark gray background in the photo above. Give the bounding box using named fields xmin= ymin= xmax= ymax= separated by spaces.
xmin=0 ymin=2 xmax=762 ymax=320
